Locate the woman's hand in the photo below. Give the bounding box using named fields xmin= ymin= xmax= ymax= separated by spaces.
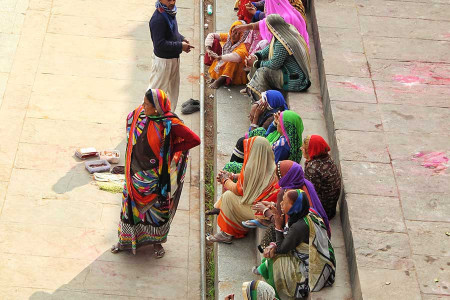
xmin=217 ymin=170 xmax=233 ymax=185
xmin=224 ymin=294 xmax=235 ymax=300
xmin=263 ymin=244 xmax=276 ymax=258
xmin=251 ymin=202 xmax=268 ymax=213
xmin=253 ymin=101 xmax=267 ymax=120
xmin=232 ymin=24 xmax=249 ymax=35
xmin=245 ymin=54 xmax=257 ymax=68
xmin=274 ymin=207 xmax=284 ymax=230
xmin=245 ymin=3 xmax=257 ymax=15
xmin=273 ymin=111 xmax=280 ymax=126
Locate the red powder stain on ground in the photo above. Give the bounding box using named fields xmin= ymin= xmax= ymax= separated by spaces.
xmin=412 ymin=151 xmax=449 ymax=174
xmin=393 ymin=75 xmax=425 ymax=84
xmin=337 ymin=81 xmax=369 ymax=92
xmin=443 ymin=33 xmax=450 ymax=39
xmin=395 ymin=62 xmax=450 ymax=85
xmin=431 ymin=76 xmax=450 ymax=84
xmin=187 ymin=74 xmax=200 ymax=83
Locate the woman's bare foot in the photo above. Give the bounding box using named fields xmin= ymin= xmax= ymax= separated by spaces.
xmin=209 ymin=76 xmax=227 ymax=89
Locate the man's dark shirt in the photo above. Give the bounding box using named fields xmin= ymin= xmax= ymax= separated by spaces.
xmin=149 ymin=9 xmax=185 ymax=59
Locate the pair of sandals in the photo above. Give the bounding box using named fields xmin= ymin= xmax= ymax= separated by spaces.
xmin=110 ymin=243 xmax=165 ymax=258
xmin=181 ymin=98 xmax=200 ymax=115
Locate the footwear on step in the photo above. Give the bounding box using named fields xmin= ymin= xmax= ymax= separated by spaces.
xmin=206 ymin=231 xmax=233 ymax=244
xmin=205 ymin=208 xmax=220 ymax=216
xmin=181 ymin=103 xmax=200 ymax=115
xmin=181 ymin=98 xmax=200 ymax=108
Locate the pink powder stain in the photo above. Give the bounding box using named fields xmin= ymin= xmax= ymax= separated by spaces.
xmin=443 ymin=33 xmax=450 ymax=39
xmin=412 ymin=151 xmax=449 ymax=174
xmin=398 ymin=62 xmax=450 ymax=85
xmin=336 ymin=81 xmax=369 ymax=92
xmin=393 ymin=75 xmax=425 ymax=85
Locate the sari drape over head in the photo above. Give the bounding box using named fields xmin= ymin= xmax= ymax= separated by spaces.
xmin=264 ymin=14 xmax=311 ymax=81
xmin=259 ymin=1 xmax=309 ymax=49
xmin=277 ymin=161 xmax=331 ymax=237
xmin=218 ymin=136 xmax=277 ymax=237
xmin=267 ymin=110 xmax=304 ymax=162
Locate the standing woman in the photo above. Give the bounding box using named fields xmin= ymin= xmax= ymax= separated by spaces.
xmin=111 ymin=89 xmax=200 ymax=257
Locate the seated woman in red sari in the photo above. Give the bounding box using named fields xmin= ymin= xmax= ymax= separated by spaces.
xmin=302 ymin=135 xmax=342 ymax=219
xmin=111 ymin=89 xmax=200 ymax=257
xmin=206 ymin=136 xmax=278 ymax=243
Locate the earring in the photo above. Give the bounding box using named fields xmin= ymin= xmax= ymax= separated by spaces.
xmin=154 ymin=109 xmax=158 ymax=114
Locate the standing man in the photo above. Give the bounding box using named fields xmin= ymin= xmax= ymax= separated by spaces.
xmin=149 ymin=0 xmax=193 ymax=110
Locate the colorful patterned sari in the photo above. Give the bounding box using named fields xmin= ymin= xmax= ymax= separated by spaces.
xmin=117 ymin=89 xmax=189 ymax=251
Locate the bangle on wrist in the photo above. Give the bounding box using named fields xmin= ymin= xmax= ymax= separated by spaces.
xmin=263 ymin=207 xmax=269 ymax=215
xmin=275 ymin=228 xmax=283 ymax=232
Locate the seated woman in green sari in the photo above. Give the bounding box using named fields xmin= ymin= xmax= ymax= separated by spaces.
xmin=244 ymin=14 xmax=311 ymax=101
xmin=256 ymin=189 xmax=335 ymax=299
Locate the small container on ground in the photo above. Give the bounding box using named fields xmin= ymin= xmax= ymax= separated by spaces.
xmin=85 ymin=159 xmax=111 ymax=174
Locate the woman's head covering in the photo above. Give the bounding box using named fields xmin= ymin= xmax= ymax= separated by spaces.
xmin=223 ymin=20 xmax=250 ymax=55
xmin=263 ymin=14 xmax=311 ymax=82
xmin=259 ymin=0 xmax=309 ymax=49
xmin=242 ymin=280 xmax=277 ymax=300
xmin=286 ymin=189 xmax=310 ymax=226
xmin=276 ymin=161 xmax=331 ymax=236
xmin=279 ymin=110 xmax=304 ymax=163
xmin=306 ymin=135 xmax=331 ymax=159
xmin=261 ymin=90 xmax=288 ymax=111
xmin=236 ymin=136 xmax=276 ymax=205
xmin=145 ymin=88 xmax=172 ymax=116
xmin=266 ymin=111 xmax=304 ymax=163
xmin=215 ymin=21 xmax=250 ymax=74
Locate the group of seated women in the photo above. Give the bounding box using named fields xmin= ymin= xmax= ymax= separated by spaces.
xmin=204 ymin=0 xmax=343 ymax=298
xmin=205 ymin=0 xmax=311 ymax=102
xmin=204 ymin=89 xmax=342 ymax=299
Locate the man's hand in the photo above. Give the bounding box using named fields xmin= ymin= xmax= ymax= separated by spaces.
xmin=224 ymin=294 xmax=235 ymax=300
xmin=182 ymin=42 xmax=194 ymax=53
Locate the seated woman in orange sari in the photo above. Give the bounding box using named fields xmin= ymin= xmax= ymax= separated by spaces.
xmin=205 ymin=20 xmax=250 ymax=89
xmin=206 ymin=136 xmax=278 ymax=243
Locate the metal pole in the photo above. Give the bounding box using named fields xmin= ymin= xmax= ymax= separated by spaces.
xmin=198 ymin=0 xmax=206 ymax=297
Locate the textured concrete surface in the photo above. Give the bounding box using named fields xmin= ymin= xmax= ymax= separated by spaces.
xmin=0 ymin=0 xmax=201 ymax=298
xmin=312 ymin=0 xmax=450 ymax=298
xmin=213 ymin=1 xmax=352 ymax=299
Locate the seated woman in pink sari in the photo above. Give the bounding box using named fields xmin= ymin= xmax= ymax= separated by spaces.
xmin=233 ymin=0 xmax=309 ymax=51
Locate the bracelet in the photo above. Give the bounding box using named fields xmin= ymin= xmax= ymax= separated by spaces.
xmin=250 ymin=123 xmax=258 ymax=128
xmin=269 ymin=242 xmax=277 ymax=248
xmin=263 ymin=207 xmax=269 ymax=215
xmin=275 ymin=228 xmax=283 ymax=233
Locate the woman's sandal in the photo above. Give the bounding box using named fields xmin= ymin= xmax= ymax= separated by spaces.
xmin=205 ymin=208 xmax=220 ymax=216
xmin=154 ymin=245 xmax=165 ymax=258
xmin=206 ymin=232 xmax=233 ymax=244
xmin=252 ymin=266 xmax=261 ymax=275
xmin=111 ymin=244 xmax=121 ymax=254
xmin=242 ymin=219 xmax=268 ymax=229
